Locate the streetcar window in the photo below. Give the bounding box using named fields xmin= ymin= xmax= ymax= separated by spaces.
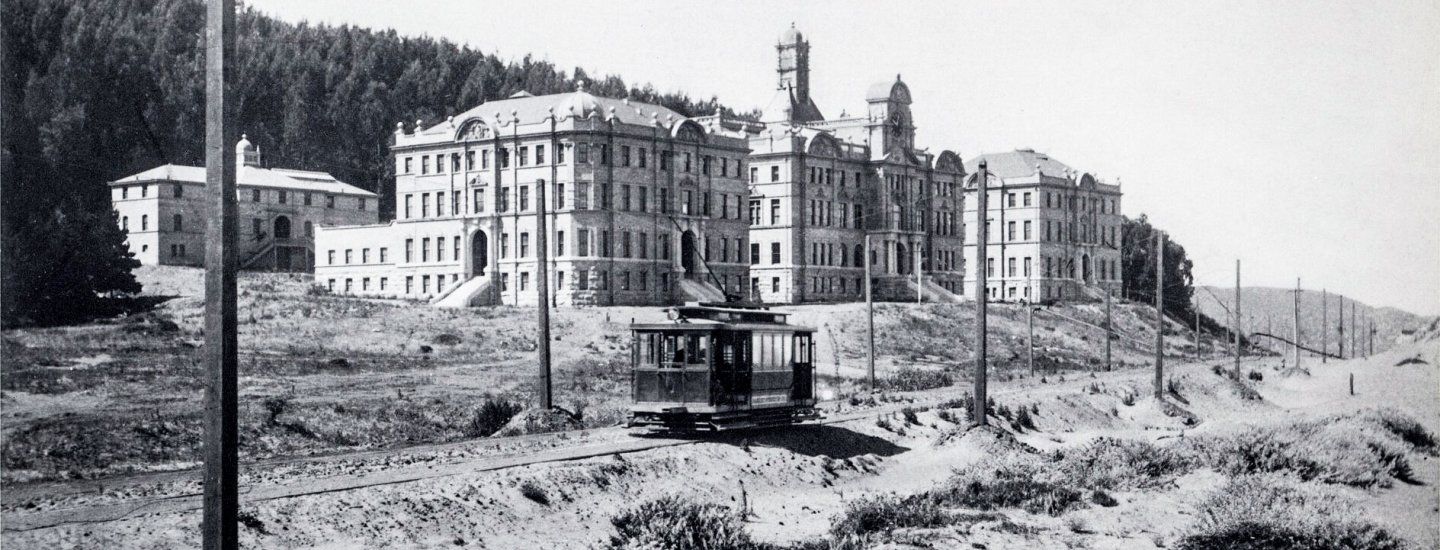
xmin=685 ymin=334 xmax=707 ymax=365
xmin=664 ymin=334 xmax=682 ymax=367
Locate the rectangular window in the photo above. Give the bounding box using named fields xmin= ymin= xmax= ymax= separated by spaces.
xmin=621 ymin=185 xmax=631 ymax=211
xmin=344 ymin=249 xmax=353 ymax=265
xmin=405 ymin=276 xmax=413 ymax=294
xmin=327 ymin=250 xmax=335 ymax=265
xmin=556 ymin=144 xmax=565 ymax=164
xmin=659 ymin=188 xmax=669 ymax=214
xmin=379 ymin=248 xmax=388 ymax=263
xmin=421 ymin=238 xmax=430 ymax=262
xmin=326 ymin=195 xmax=335 ymax=209
xmin=577 ymin=143 xmax=590 ymax=164
xmin=621 ymin=145 xmax=631 ymax=167
xmin=466 ymin=151 xmax=475 ymax=170
xmin=421 ymin=156 xmax=430 ymax=174
xmin=771 ymin=242 xmax=781 ymax=264
xmin=556 ymin=183 xmax=565 ymax=210
xmin=520 ymin=186 xmax=530 ymax=211
xmin=252 ymin=189 xmax=261 ymax=202
xmin=437 ymin=237 xmax=446 ymax=261
xmin=1023 ymin=220 xmax=1032 ymax=240
xmin=638 ymin=232 xmax=648 ymax=259
xmin=535 ymin=145 xmax=545 ymax=165
xmin=474 ymin=189 xmax=485 ymax=213
xmin=770 ymin=165 xmax=780 ymax=182
xmin=770 ymin=199 xmax=781 ymax=224
xmin=499 ymin=187 xmax=510 ymax=212
xmin=578 ymin=229 xmax=590 ymax=257
xmin=436 ymin=192 xmax=445 ymax=216
xmin=519 ymin=146 xmax=529 ymax=167
xmin=520 ymin=232 xmax=530 ymax=258
xmin=404 ymin=157 xmax=413 ymax=174
xmin=405 ymin=239 xmax=414 ymax=262
xmin=422 ymin=194 xmax=431 ymax=218
xmin=638 ymin=147 xmax=647 ymax=168
xmin=501 ymin=233 xmax=509 ymax=258
xmin=556 ymin=230 xmax=565 ymax=256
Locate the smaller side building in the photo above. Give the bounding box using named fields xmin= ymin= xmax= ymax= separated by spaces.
xmin=109 ymin=136 xmax=379 ymax=271
xmin=963 ymin=149 xmax=1123 ymax=303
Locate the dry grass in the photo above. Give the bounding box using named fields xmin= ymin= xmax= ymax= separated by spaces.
xmin=1177 ymin=474 xmax=1407 ymax=550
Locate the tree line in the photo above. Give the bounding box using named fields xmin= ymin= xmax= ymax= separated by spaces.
xmin=1 ymin=0 xmax=753 ymax=326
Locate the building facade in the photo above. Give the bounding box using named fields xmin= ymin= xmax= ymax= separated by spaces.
xmin=697 ymin=25 xmax=967 ymax=304
xmin=109 ymin=137 xmax=379 ymax=271
xmin=313 ymin=84 xmax=752 ymax=306
xmin=962 ymin=149 xmax=1123 ymax=303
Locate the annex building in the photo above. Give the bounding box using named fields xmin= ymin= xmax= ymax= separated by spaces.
xmin=109 ymin=137 xmax=379 ymax=271
xmin=697 ymin=25 xmax=968 ymax=304
xmin=312 ymin=84 xmax=752 ymax=306
xmin=963 ymin=149 xmax=1123 ymax=303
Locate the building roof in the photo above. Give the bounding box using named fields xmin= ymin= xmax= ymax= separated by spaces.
xmin=110 ymin=164 xmax=377 ymax=197
xmin=760 ymin=86 xmax=824 ymax=124
xmin=964 ymin=148 xmax=1077 ymax=180
xmin=420 ymin=84 xmax=688 ymax=135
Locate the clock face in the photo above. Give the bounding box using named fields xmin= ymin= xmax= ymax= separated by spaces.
xmin=888 ymin=112 xmax=907 ymax=138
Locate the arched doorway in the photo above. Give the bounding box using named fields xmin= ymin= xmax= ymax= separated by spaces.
xmin=680 ymin=231 xmax=697 ymax=278
xmin=470 ymin=230 xmax=488 ymax=276
xmin=274 ymin=216 xmax=291 ymax=239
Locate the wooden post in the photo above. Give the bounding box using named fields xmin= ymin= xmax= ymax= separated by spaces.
xmin=1349 ymin=372 xmax=1354 ymax=396
xmin=1368 ymin=319 xmax=1375 ymax=357
xmin=1104 ymin=288 xmax=1112 ymax=371
xmin=1350 ymin=299 xmax=1355 ymax=360
xmin=864 ymin=233 xmax=875 ymax=393
xmin=202 ymin=0 xmax=239 ymax=547
xmin=1233 ymin=259 xmax=1241 ymax=379
xmin=1153 ymin=231 xmax=1165 ymax=398
xmin=1321 ymin=288 xmax=1327 ymax=364
xmin=1292 ymin=278 xmax=1301 ymax=369
xmin=1338 ymin=297 xmax=1346 ymax=359
xmin=972 ymin=161 xmax=990 ymax=425
xmin=1027 ymin=304 xmax=1035 ymax=375
xmin=1193 ymin=304 xmax=1200 ymax=361
xmin=536 ymin=178 xmax=552 ymax=410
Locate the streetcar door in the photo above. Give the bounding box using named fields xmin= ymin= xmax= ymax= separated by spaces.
xmin=792 ymin=332 xmax=814 ymax=400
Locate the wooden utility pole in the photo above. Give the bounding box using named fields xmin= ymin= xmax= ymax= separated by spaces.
xmin=1350 ymin=299 xmax=1356 ymax=360
xmin=1193 ymin=305 xmax=1200 ymax=361
xmin=916 ymin=239 xmax=923 ymax=303
xmin=1103 ymin=289 xmax=1112 ymax=371
xmin=864 ymin=233 xmax=875 ymax=393
xmin=1369 ymin=319 xmax=1375 ymax=357
xmin=1321 ymin=289 xmax=1327 ymax=364
xmin=1292 ymin=278 xmax=1301 ymax=369
xmin=1233 ymin=260 xmax=1241 ymax=379
xmin=202 ymin=0 xmax=239 ymax=546
xmin=1338 ymin=297 xmax=1346 ymax=359
xmin=972 ymin=161 xmax=990 ymax=425
xmin=1027 ymin=304 xmax=1035 ymax=375
xmin=1153 ymin=231 xmax=1165 ymax=398
xmin=536 ymin=178 xmax=552 ymax=409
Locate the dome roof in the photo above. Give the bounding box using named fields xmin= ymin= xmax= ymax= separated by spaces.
xmin=557 ymin=81 xmax=602 ymax=120
xmin=235 ymin=134 xmax=254 ymax=154
xmin=780 ymin=23 xmax=803 ymax=44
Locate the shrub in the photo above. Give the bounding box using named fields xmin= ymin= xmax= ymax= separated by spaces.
xmin=901 ymin=407 xmax=920 ymax=426
xmin=829 ymin=494 xmax=949 ymax=538
xmin=1373 ymin=408 xmax=1438 ymax=454
xmin=1014 ymin=406 xmax=1037 ymax=431
xmin=1091 ymin=490 xmax=1118 ymax=507
xmin=1248 ymin=370 xmax=1264 ymax=382
xmin=432 ymin=333 xmax=462 ymax=346
xmin=519 ymin=481 xmax=549 ymax=505
xmin=1120 ymin=391 xmax=1137 ymax=407
xmin=609 ymin=495 xmax=767 ymax=550
xmin=1176 ymin=475 xmax=1406 ymax=550
xmin=881 ymin=366 xmax=953 ymax=392
xmin=1188 ymin=412 xmax=1421 ymax=488
xmin=467 ymin=398 xmax=523 ymax=437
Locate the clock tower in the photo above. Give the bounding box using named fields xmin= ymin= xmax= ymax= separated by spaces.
xmin=866 ymin=74 xmax=915 ymax=154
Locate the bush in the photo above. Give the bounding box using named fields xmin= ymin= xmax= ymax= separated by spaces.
xmin=1176 ymin=475 xmax=1406 ymax=550
xmin=901 ymin=407 xmax=920 ymax=426
xmin=519 ymin=481 xmax=549 ymax=505
xmin=432 ymin=333 xmax=462 ymax=346
xmin=1014 ymin=406 xmax=1037 ymax=431
xmin=1188 ymin=411 xmax=1424 ymax=488
xmin=1248 ymin=370 xmax=1264 ymax=382
xmin=829 ymin=494 xmax=949 ymax=538
xmin=467 ymin=398 xmax=523 ymax=437
xmin=881 ymin=366 xmax=953 ymax=392
xmin=609 ymin=495 xmax=769 ymax=550
xmin=1373 ymin=408 xmax=1438 ymax=454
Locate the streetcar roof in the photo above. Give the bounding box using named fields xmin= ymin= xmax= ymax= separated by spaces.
xmin=630 ymin=322 xmax=816 ymax=333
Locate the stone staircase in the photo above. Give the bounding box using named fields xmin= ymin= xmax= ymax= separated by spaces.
xmin=431 ymin=274 xmax=495 ymax=307
xmin=677 ymin=277 xmax=726 ymax=303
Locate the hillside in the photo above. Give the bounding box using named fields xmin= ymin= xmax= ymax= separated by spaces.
xmin=0 ymin=266 xmax=1223 ymax=484
xmin=1194 ymin=286 xmax=1434 ymax=357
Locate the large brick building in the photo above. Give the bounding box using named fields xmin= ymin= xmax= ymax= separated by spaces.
xmin=109 ymin=137 xmax=378 ymax=271
xmin=963 ymin=149 xmax=1123 ymax=303
xmin=312 ymin=84 xmax=752 ymax=306
xmin=697 ymin=25 xmax=968 ymax=304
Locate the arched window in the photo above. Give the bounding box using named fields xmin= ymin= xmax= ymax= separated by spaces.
xmin=853 ymin=244 xmax=864 ymax=268
xmin=274 ymin=216 xmax=291 ymax=239
xmin=121 ymin=216 xmax=129 ymax=231
xmin=173 ymin=214 xmax=183 ymax=231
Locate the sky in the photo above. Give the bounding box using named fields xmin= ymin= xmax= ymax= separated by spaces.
xmin=247 ymin=0 xmax=1440 ymax=315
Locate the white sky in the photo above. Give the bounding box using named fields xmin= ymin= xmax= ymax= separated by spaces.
xmin=248 ymin=0 xmax=1440 ymax=315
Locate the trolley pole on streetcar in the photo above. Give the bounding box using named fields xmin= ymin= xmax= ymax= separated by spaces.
xmin=972 ymin=161 xmax=990 ymax=426
xmin=202 ymin=0 xmax=239 ymax=546
xmin=864 ymin=233 xmax=875 ymax=393
xmin=1153 ymin=231 xmax=1165 ymax=399
xmin=536 ymin=179 xmax=552 ymax=410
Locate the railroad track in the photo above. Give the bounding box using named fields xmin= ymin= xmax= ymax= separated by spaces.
xmin=2 ymin=356 xmax=1259 ymax=533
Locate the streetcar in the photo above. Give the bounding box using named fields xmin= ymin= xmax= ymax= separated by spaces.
xmin=627 ymin=302 xmax=819 ymax=431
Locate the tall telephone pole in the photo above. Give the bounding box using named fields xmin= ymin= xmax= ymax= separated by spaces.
xmin=1233 ymin=260 xmax=1241 ymax=379
xmin=202 ymin=0 xmax=239 ymax=546
xmin=1104 ymin=289 xmax=1112 ymax=371
xmin=1193 ymin=305 xmax=1200 ymax=361
xmin=536 ymin=178 xmax=552 ymax=410
xmin=1027 ymin=304 xmax=1035 ymax=375
xmin=1321 ymin=289 xmax=1328 ymax=364
xmin=1153 ymin=231 xmax=1165 ymax=398
xmin=1292 ymin=278 xmax=1301 ymax=369
xmin=864 ymin=234 xmax=875 ymax=393
xmin=1338 ymin=297 xmax=1346 ymax=359
xmin=972 ymin=161 xmax=990 ymax=425
xmin=1350 ymin=299 xmax=1356 ymax=360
